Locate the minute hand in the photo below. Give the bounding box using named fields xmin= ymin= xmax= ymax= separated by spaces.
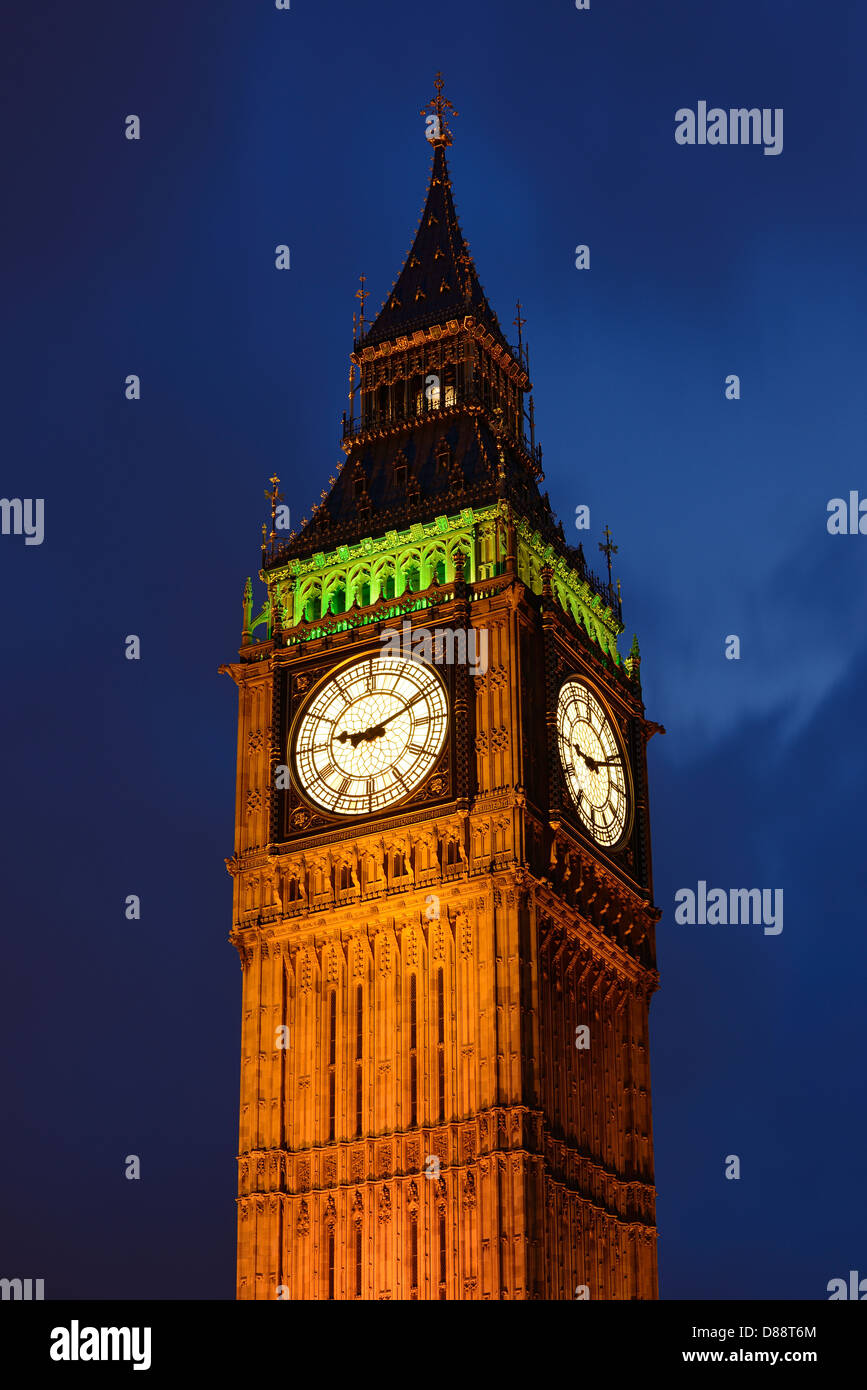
xmin=339 ymin=696 xmax=422 ymax=747
xmin=369 ymin=693 xmax=427 ymax=734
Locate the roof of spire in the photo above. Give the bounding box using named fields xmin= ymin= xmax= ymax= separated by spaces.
xmin=359 ymin=121 xmax=509 ymax=351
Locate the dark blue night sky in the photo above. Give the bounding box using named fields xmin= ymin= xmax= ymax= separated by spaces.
xmin=2 ymin=0 xmax=865 ymax=1299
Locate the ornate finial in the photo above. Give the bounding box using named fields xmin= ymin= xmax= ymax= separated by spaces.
xmin=626 ymin=634 xmax=642 ymax=687
xmin=241 ymin=577 xmax=253 ymax=646
xmin=599 ymin=524 xmax=618 ymax=594
xmin=513 ymin=301 xmax=527 ymax=365
xmin=421 ymin=73 xmax=458 ymax=147
xmin=355 ymin=275 xmax=369 ymax=338
xmin=348 ymin=312 xmax=357 ymax=426
xmin=264 ymin=474 xmax=284 ymax=554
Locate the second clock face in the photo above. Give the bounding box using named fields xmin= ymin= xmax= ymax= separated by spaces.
xmin=557 ymin=679 xmax=630 ymax=848
xmin=292 ymin=655 xmax=448 ymax=816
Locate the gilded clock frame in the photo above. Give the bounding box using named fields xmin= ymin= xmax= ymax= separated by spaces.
xmin=286 ymin=647 xmax=452 ymax=823
xmin=556 ymin=672 xmax=635 ymax=852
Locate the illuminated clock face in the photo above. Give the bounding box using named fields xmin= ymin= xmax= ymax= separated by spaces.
xmin=556 ymin=679 xmax=630 ymax=848
xmin=292 ymin=655 xmax=448 ymax=816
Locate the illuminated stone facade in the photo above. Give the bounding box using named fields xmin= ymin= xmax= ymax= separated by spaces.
xmin=224 ymin=80 xmax=660 ymax=1300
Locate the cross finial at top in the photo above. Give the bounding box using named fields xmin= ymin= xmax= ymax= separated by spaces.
xmin=421 ymin=73 xmax=458 ymax=146
xmin=514 ymin=301 xmax=527 ymax=363
xmin=599 ymin=524 xmax=619 ymax=593
xmin=355 ymin=274 xmax=369 ymax=337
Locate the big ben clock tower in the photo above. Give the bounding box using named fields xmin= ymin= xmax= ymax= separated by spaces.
xmin=223 ymin=77 xmax=661 ymax=1301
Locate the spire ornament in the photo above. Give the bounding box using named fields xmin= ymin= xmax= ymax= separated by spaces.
xmin=513 ymin=301 xmax=527 ymax=367
xmin=264 ymin=474 xmax=284 ymax=560
xmin=599 ymin=524 xmax=618 ymax=598
xmin=355 ymin=275 xmax=369 ymax=339
xmin=348 ymin=311 xmax=357 ymax=430
xmin=421 ymin=73 xmax=458 ymax=147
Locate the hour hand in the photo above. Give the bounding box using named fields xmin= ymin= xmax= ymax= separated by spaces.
xmin=338 ymin=724 xmax=386 ymax=748
xmin=337 ymin=728 xmax=369 ymax=748
xmin=573 ymin=743 xmax=620 ymax=773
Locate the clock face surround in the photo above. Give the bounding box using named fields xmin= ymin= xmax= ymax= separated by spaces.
xmin=291 ymin=654 xmax=448 ymax=817
xmin=556 ymin=678 xmax=631 ymax=849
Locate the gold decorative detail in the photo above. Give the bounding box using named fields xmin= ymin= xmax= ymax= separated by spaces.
xmin=420 ymin=72 xmax=459 ymax=148
xmin=378 ymin=1186 xmax=392 ymax=1224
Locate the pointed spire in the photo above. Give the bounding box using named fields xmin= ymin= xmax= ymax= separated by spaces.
xmin=626 ymin=634 xmax=642 ymax=686
xmin=360 ymin=78 xmax=508 ymax=350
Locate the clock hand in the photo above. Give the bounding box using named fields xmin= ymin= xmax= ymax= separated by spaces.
xmin=337 ymin=728 xmax=373 ymax=748
xmin=572 ymin=744 xmax=621 ymax=773
xmin=373 ymin=695 xmax=425 ymax=731
xmin=336 ymin=693 xmax=424 ymax=749
xmin=336 ymin=717 xmax=398 ymax=748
